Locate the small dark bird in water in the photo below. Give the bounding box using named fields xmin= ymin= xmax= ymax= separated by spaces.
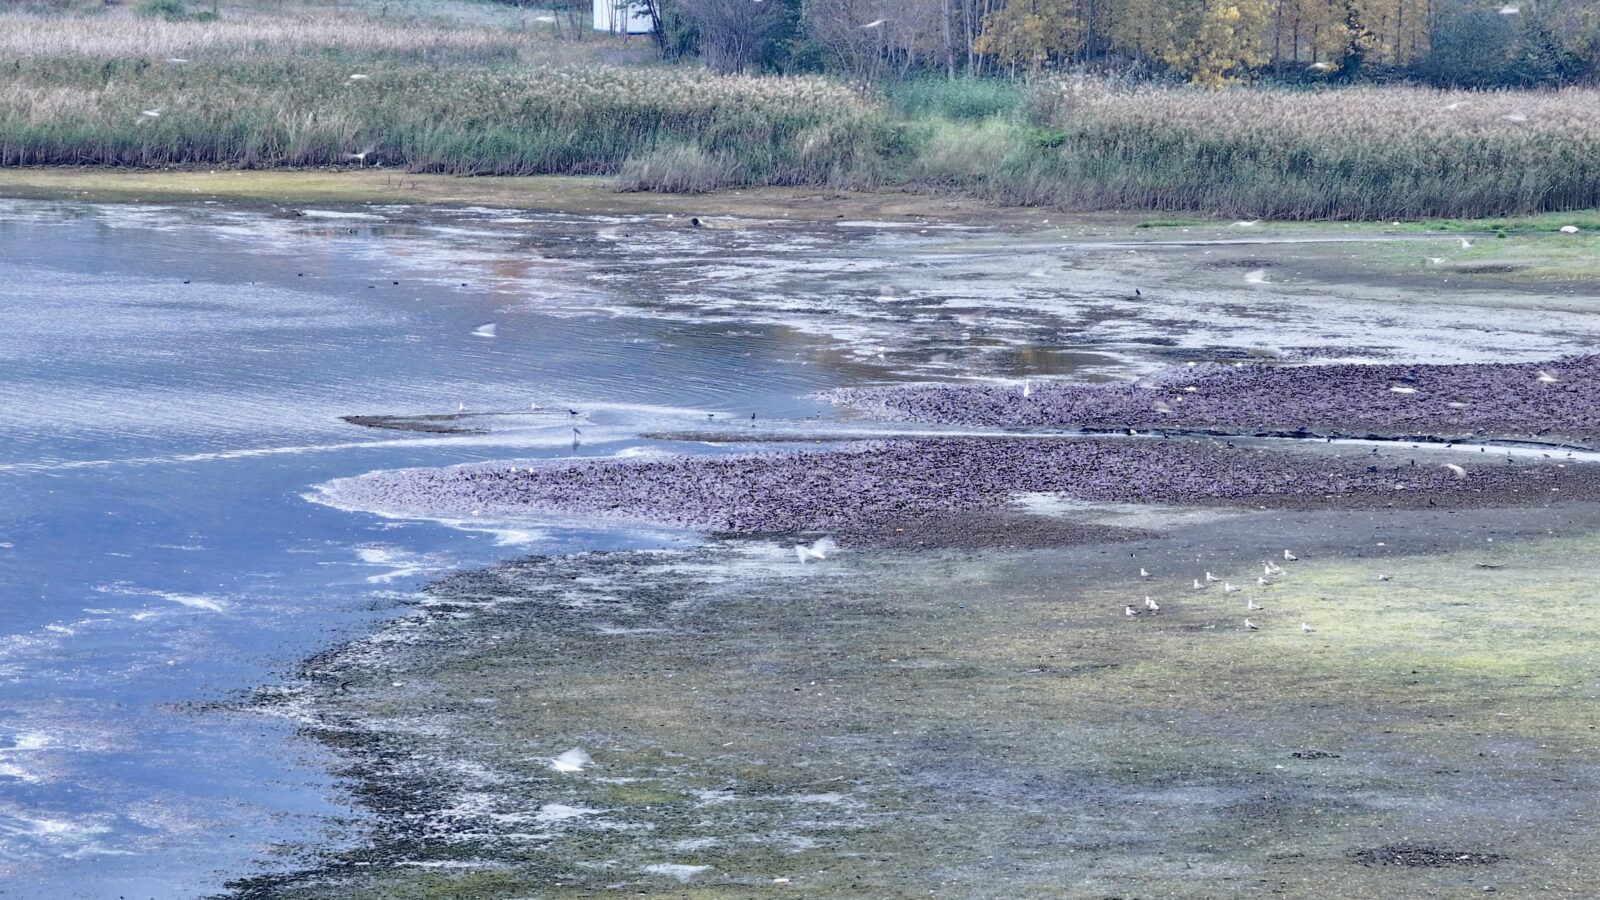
xmin=183 ymin=280 xmax=190 ymax=284
xmin=690 ymin=217 xmax=703 ymax=228
xmin=1135 ymin=288 xmax=1142 ymax=296
xmin=568 ymin=409 xmax=579 ymax=417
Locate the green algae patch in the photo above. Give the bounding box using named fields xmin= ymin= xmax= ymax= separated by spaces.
xmin=237 ymin=505 xmax=1600 ymax=898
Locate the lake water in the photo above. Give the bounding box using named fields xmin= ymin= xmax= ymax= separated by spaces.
xmin=2 ymin=199 xmax=1596 ymax=896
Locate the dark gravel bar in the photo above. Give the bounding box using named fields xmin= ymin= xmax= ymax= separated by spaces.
xmin=827 ymin=356 xmax=1600 ymax=445
xmin=326 ymin=437 xmax=1600 ymax=547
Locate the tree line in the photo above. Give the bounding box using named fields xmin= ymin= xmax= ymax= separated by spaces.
xmin=585 ymin=0 xmax=1597 ymax=87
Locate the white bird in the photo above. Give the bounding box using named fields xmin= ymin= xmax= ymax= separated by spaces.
xmin=166 ymin=57 xmax=189 ymax=64
xmin=1377 ymin=574 xmax=1392 ymax=581
xmin=1257 ymin=576 xmax=1270 ymax=586
xmin=1205 ymin=572 xmax=1220 ymax=582
xmin=1193 ymin=579 xmax=1206 ymax=590
xmin=346 ymin=148 xmax=375 ymax=166
xmin=1301 ymin=622 xmax=1316 ymax=633
xmin=548 ymin=748 xmax=591 ymax=773
xmin=1244 ymin=619 xmax=1259 ymax=631
xmin=1442 ymin=102 xmax=1466 ymax=111
xmin=1445 ymin=463 xmax=1467 ymax=478
xmin=348 ymin=73 xmax=370 ymax=81
xmin=1247 ymin=598 xmax=1262 ymax=610
xmin=794 ymin=537 xmax=837 ymax=563
xmin=1140 ymin=568 xmax=1150 ymax=578
xmin=861 ymin=19 xmax=885 ymax=28
xmin=1022 ymin=381 xmax=1032 ymax=398
xmin=1538 ymin=369 xmax=1559 ymax=383
xmin=1232 ymin=219 xmax=1261 ymax=227
xmin=1264 ymin=561 xmax=1282 ymax=576
xmin=1283 ymin=550 xmax=1298 ymax=561
xmin=1244 ymin=269 xmax=1269 ymax=285
xmin=1427 ymin=257 xmax=1447 ymax=265
xmin=1560 ymin=225 xmax=1580 ymax=234
xmin=1498 ymin=3 xmax=1519 ymax=13
xmin=1502 ymin=112 xmax=1528 ymax=123
xmin=471 ymin=322 xmax=497 ymax=338
xmin=1308 ymin=62 xmax=1336 ymax=72
xmin=1390 ymin=386 xmax=1418 ymax=395
xmin=140 ymin=107 xmax=163 ymax=118
xmin=1145 ymin=597 xmax=1160 ymax=612
xmin=533 ymin=14 xmax=556 ymax=22
xmin=1459 ymin=237 xmax=1473 ymax=249
xmin=1224 ymin=582 xmax=1240 ymax=593
xmin=1125 ymin=605 xmax=1139 ymax=617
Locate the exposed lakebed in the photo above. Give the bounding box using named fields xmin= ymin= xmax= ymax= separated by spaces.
xmin=3 ymin=196 xmax=1599 ymax=897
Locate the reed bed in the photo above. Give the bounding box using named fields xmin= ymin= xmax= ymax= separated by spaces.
xmin=0 ymin=12 xmax=545 ymax=63
xmin=912 ymin=79 xmax=1600 ymax=218
xmin=0 ymin=55 xmax=882 ymax=182
xmin=5 ymin=12 xmax=1600 ymax=217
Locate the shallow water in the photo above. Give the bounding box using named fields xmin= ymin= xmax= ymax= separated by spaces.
xmin=2 ymin=198 xmax=1598 ymax=896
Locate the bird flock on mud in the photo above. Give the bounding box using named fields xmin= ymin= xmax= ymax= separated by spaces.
xmin=1127 ymin=548 xmax=1319 ymax=634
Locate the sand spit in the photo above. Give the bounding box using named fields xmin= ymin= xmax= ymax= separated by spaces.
xmin=828 ymin=356 xmax=1600 ymax=446
xmin=321 ymin=437 xmax=1600 ymax=549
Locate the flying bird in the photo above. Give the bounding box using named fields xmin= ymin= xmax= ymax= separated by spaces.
xmin=1459 ymin=237 xmax=1473 ymax=249
xmin=1244 ymin=269 xmax=1269 ymax=285
xmin=548 ymin=748 xmax=591 ymax=774
xmin=1232 ymin=219 xmax=1261 ymax=227
xmin=1022 ymin=381 xmax=1032 ymax=398
xmin=862 ymin=19 xmax=885 ymax=28
xmin=1308 ymin=62 xmax=1336 ymax=72
xmin=1498 ymin=3 xmax=1519 ymax=13
xmin=1445 ymin=463 xmax=1467 ymax=478
xmin=348 ymin=73 xmax=370 ymax=81
xmin=1538 ymin=369 xmax=1559 ymax=383
xmin=1427 ymin=257 xmax=1447 ymax=265
xmin=471 ymin=323 xmax=497 ymax=338
xmin=140 ymin=107 xmax=163 ymax=118
xmin=794 ymin=537 xmax=837 ymax=563
xmin=1390 ymin=386 xmax=1418 ymax=394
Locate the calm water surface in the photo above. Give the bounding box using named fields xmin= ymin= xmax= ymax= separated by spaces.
xmin=0 ymin=201 xmax=886 ymax=897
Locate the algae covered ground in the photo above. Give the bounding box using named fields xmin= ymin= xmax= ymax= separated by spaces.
xmin=237 ymin=496 xmax=1600 ymax=898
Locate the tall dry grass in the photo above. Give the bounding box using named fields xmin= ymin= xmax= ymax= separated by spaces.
xmin=4 ymin=11 xmax=1600 ymax=217
xmin=914 ymin=78 xmax=1600 ymax=218
xmin=0 ymin=12 xmax=883 ymax=182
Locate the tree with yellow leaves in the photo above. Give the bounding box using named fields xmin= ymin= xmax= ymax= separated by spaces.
xmin=1161 ymin=0 xmax=1274 ymax=87
xmin=972 ymin=0 xmax=1086 ymax=72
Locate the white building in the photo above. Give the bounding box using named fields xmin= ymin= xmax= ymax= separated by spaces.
xmin=592 ymin=0 xmax=654 ymax=34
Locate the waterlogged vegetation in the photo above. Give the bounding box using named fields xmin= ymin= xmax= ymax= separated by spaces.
xmin=4 ymin=3 xmax=1600 ymax=218
xmin=238 ymin=504 xmax=1600 ymax=897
